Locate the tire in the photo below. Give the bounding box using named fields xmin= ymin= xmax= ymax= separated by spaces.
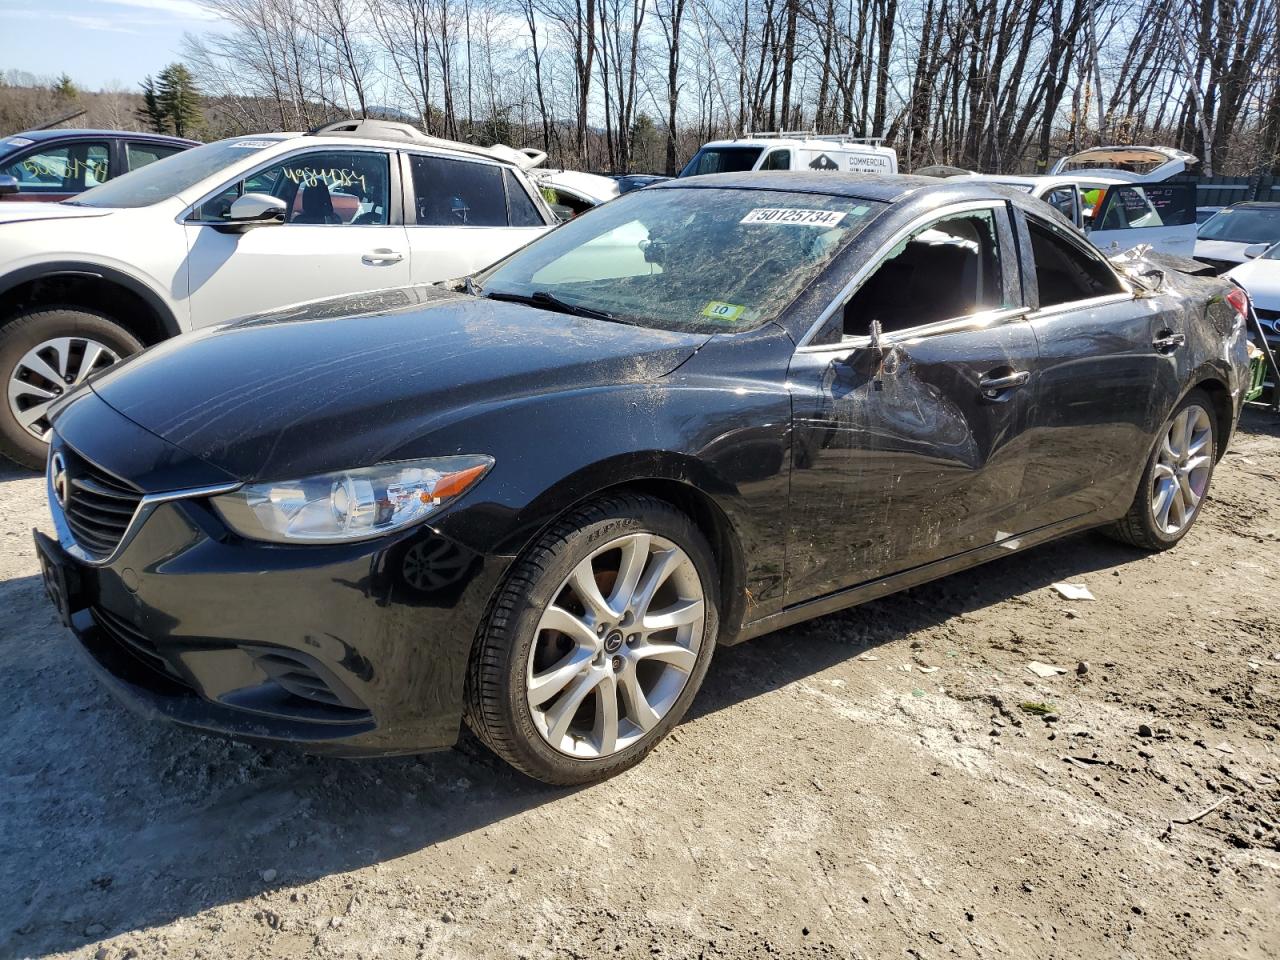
xmin=0 ymin=307 xmax=143 ymax=470
xmin=1103 ymin=388 xmax=1217 ymax=551
xmin=465 ymin=493 xmax=720 ymax=785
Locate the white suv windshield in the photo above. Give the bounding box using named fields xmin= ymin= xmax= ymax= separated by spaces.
xmin=478 ymin=187 xmax=885 ymax=334
xmin=69 ymin=137 xmax=285 ymax=209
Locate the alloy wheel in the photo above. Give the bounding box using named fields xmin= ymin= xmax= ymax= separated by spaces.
xmin=1150 ymin=403 xmax=1212 ymax=535
xmin=7 ymin=337 xmax=121 ymax=441
xmin=525 ymin=532 xmax=705 ymax=759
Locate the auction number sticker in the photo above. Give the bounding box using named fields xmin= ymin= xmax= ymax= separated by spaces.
xmin=740 ymin=208 xmax=846 ymax=227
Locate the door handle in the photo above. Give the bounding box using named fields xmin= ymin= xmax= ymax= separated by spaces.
xmin=1153 ymin=330 xmax=1185 ymax=352
xmin=362 ymin=249 xmax=404 ymax=265
xmin=978 ymin=370 xmax=1030 ymax=400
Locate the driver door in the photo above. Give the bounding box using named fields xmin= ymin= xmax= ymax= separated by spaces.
xmin=182 ymin=147 xmax=410 ymax=326
xmin=785 ymin=201 xmax=1040 ymax=601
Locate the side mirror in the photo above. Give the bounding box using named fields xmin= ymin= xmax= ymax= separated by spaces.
xmin=1243 ymin=243 xmax=1269 ymax=260
xmin=0 ymin=175 xmax=19 ymax=197
xmin=221 ymin=192 xmax=286 ymax=232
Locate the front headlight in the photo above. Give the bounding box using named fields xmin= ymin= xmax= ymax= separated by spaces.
xmin=211 ymin=455 xmax=494 ymax=544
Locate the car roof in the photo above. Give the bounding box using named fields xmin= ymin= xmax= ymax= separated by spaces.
xmin=8 ymin=128 xmax=198 ymax=145
xmin=652 ymin=171 xmax=1013 ymax=204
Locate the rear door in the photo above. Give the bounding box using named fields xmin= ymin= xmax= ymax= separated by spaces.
xmin=402 ymin=152 xmax=548 ymax=281
xmin=1087 ymin=182 xmax=1197 ymax=256
xmin=1014 ymin=210 xmax=1179 ymax=527
xmin=785 ymin=200 xmax=1040 ymax=601
xmin=183 ymin=147 xmax=410 ymax=325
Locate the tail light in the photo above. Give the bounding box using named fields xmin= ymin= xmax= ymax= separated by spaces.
xmin=1225 ymin=286 xmax=1249 ymax=324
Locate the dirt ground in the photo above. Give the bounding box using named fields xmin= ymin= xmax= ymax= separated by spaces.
xmin=1 ymin=411 xmax=1278 ymax=960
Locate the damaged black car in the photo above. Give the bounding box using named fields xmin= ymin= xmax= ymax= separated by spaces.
xmin=35 ymin=173 xmax=1252 ymax=784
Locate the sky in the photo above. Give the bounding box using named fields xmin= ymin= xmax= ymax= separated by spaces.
xmin=0 ymin=0 xmax=218 ymax=91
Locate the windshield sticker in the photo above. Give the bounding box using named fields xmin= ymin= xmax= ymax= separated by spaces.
xmin=231 ymin=139 xmax=278 ymax=149
xmin=740 ymin=208 xmax=847 ymax=227
xmin=701 ymin=301 xmax=746 ymax=322
xmin=4 ymin=137 xmax=34 ymax=148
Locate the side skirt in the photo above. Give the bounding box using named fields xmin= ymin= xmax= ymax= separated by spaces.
xmin=730 ymin=512 xmax=1098 ymax=645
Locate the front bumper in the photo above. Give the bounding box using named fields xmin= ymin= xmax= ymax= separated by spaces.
xmin=43 ymin=398 xmax=510 ymax=757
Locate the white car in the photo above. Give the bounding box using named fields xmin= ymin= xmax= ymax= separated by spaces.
xmin=1195 ymin=202 xmax=1280 ymax=274
xmin=0 ymin=119 xmax=556 ymax=468
xmin=1226 ymin=242 xmax=1280 ymax=347
xmin=963 ymin=145 xmax=1199 ymax=257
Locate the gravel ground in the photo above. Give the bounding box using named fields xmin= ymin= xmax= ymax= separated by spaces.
xmin=2 ymin=411 xmax=1278 ymax=960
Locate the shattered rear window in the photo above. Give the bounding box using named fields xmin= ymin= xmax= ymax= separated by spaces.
xmin=478 ymin=187 xmax=885 ymax=334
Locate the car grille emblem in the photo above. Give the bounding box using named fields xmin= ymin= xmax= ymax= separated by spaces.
xmin=51 ymin=452 xmax=68 ymax=508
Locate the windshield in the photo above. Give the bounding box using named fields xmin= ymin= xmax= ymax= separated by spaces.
xmin=69 ymin=136 xmax=284 ymax=208
xmin=1198 ymin=206 xmax=1280 ymax=244
xmin=678 ymin=147 xmax=764 ymax=178
xmin=477 ymin=187 xmax=885 ymax=334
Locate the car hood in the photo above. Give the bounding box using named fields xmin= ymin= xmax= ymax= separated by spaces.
xmin=87 ymin=285 xmax=710 ymax=481
xmin=0 ymin=201 xmax=114 ymax=225
xmin=1195 ymin=238 xmax=1253 ymax=264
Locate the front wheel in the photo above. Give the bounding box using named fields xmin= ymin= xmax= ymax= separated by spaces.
xmin=1103 ymin=388 xmax=1217 ymax=551
xmin=1 ymin=307 xmax=143 ymax=469
xmin=465 ymin=493 xmax=719 ymax=785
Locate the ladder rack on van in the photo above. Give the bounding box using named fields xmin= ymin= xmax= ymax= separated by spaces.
xmin=742 ymin=130 xmax=886 ymax=145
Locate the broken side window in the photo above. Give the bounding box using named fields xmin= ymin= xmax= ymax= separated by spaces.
xmin=1027 ymin=217 xmax=1124 ymax=308
xmin=843 ymin=208 xmax=1009 ymax=337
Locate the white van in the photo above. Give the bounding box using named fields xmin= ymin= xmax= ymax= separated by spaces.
xmin=679 ymin=132 xmax=898 ymax=178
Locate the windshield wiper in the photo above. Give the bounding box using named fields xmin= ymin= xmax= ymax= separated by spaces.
xmin=484 ymin=289 xmax=631 ymax=325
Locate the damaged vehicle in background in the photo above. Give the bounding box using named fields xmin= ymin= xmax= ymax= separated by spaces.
xmin=959 ymin=145 xmax=1199 ymax=256
xmin=35 ymin=173 xmax=1250 ymax=786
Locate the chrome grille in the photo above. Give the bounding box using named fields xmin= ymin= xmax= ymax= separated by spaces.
xmin=58 ymin=449 xmax=143 ymax=559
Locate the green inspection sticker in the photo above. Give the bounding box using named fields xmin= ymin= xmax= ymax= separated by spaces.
xmin=701 ymin=301 xmax=746 ymax=322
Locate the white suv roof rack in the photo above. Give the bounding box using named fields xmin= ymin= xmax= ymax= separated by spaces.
xmin=309 ymin=118 xmax=547 ymax=170
xmin=742 ymin=129 xmax=886 ymax=145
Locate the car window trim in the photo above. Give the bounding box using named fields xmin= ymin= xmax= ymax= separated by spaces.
xmin=181 ymin=145 xmax=401 ymax=227
xmin=800 ymin=305 xmax=1036 ymax=355
xmin=796 ymin=199 xmax=1022 ymax=350
xmin=1023 ymin=210 xmax=1133 ymax=310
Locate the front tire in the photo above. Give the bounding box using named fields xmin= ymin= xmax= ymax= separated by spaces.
xmin=1 ymin=307 xmax=142 ymax=470
xmin=465 ymin=493 xmax=719 ymax=785
xmin=1103 ymin=389 xmax=1217 ymax=551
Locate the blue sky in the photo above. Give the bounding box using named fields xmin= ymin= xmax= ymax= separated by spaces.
xmin=0 ymin=0 xmax=219 ymax=91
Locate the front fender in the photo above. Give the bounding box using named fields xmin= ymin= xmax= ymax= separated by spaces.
xmin=423 ymin=380 xmax=794 ymax=625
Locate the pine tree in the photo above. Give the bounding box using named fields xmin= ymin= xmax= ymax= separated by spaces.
xmin=137 ymin=76 xmax=167 ymax=134
xmin=53 ymin=74 xmax=78 ymax=101
xmin=156 ymin=64 xmax=203 ymax=138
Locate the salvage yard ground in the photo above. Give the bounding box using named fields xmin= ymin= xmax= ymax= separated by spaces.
xmin=2 ymin=412 xmax=1278 ymax=960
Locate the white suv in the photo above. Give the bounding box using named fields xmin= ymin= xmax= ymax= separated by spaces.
xmin=0 ymin=119 xmax=555 ymax=468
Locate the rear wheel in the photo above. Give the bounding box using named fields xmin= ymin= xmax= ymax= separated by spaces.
xmin=465 ymin=494 xmax=719 ymax=785
xmin=0 ymin=307 xmax=142 ymax=470
xmin=1104 ymin=389 xmax=1217 ymax=551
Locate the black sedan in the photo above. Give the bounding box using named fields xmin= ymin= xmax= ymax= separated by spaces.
xmin=35 ymin=173 xmax=1252 ymax=785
